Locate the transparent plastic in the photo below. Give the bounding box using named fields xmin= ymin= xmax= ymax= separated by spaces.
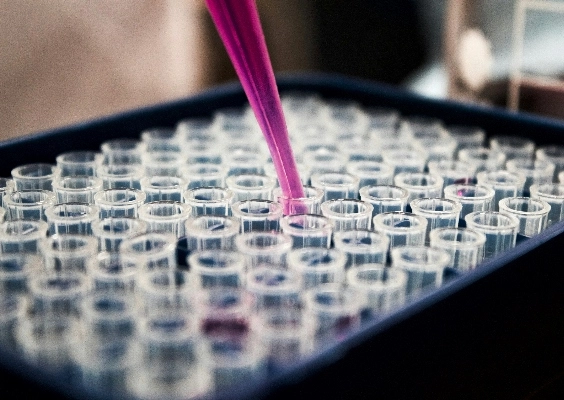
xmin=490 ymin=135 xmax=535 ymax=161
xmin=359 ymin=185 xmax=409 ymax=216
xmin=56 ymin=151 xmax=101 ymax=177
xmin=429 ymin=227 xmax=486 ymax=271
xmin=390 ymin=246 xmax=451 ymax=296
xmin=0 ymin=220 xmax=48 ymax=254
xmin=97 ymin=165 xmax=144 ymax=190
xmin=530 ymin=183 xmax=564 ymax=226
xmin=464 ymin=211 xmax=520 ymax=259
xmin=381 ymin=149 xmax=427 ymax=174
xmin=235 ymin=231 xmax=293 ymax=269
xmin=287 ymin=248 xmax=346 ymax=289
xmin=345 ymin=161 xmax=394 ymax=187
xmin=119 ymin=232 xmax=178 ymax=271
xmin=310 ymin=172 xmax=360 ymax=201
xmin=346 ymin=264 xmax=407 ymax=315
xmin=100 ymin=139 xmax=145 ymax=166
xmin=333 ymin=230 xmax=390 ymax=268
xmin=393 ymin=173 xmax=444 ymax=202
xmin=372 ymin=212 xmax=428 ymax=249
xmin=427 ymin=160 xmax=477 ymax=188
xmin=45 ymin=203 xmax=99 ymax=236
xmin=246 ymin=267 xmax=301 ymax=310
xmin=52 ymin=176 xmax=103 ymax=204
xmin=94 ymin=188 xmax=146 ymax=219
xmin=138 ymin=201 xmax=191 ymax=238
xmin=443 ymin=184 xmax=495 ymax=220
xmin=273 ymin=186 xmax=324 ymax=215
xmin=476 ymin=170 xmax=526 ymax=211
xmin=11 ymin=163 xmax=58 ymax=191
xmin=536 ymin=145 xmax=564 ymax=180
xmin=320 ymin=199 xmax=373 ymax=232
xmin=0 ymin=254 xmax=42 ymax=296
xmin=185 ymin=215 xmax=240 ymax=252
xmin=0 ymin=177 xmax=15 ymax=208
xmin=3 ymin=190 xmax=56 ymax=221
xmin=91 ymin=217 xmax=148 ymax=252
xmin=410 ymin=198 xmax=462 ymax=244
xmin=136 ymin=269 xmax=193 ymax=313
xmin=140 ymin=176 xmax=186 ymax=202
xmin=506 ymin=159 xmax=555 ymax=193
xmin=458 ymin=147 xmax=506 ymax=173
xmin=188 ymin=250 xmax=246 ymax=289
xmin=280 ymin=214 xmax=333 ymax=249
xmin=91 ymin=252 xmax=139 ymax=294
xmin=182 ymin=164 xmax=226 ymax=189
xmin=498 ymin=197 xmax=550 ymax=237
xmin=225 ymin=174 xmax=276 ymax=202
xmin=231 ymin=200 xmax=283 ymax=232
xmin=41 ymin=234 xmax=98 ymax=274
xmin=183 ymin=187 xmax=233 ymax=216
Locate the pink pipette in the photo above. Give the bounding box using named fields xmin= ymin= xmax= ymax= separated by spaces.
xmin=205 ymin=0 xmax=305 ymax=204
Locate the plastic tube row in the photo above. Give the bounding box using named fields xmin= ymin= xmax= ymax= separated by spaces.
xmin=1 ymin=92 xmax=564 ymax=398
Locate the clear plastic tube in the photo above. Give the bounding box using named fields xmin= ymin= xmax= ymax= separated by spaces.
xmin=176 ymin=116 xmax=214 ymax=141
xmin=183 ymin=187 xmax=233 ymax=216
xmin=304 ymin=283 xmax=362 ymax=344
xmin=280 ymin=214 xmax=333 ymax=249
xmin=0 ymin=177 xmax=15 ymax=208
xmin=119 ymin=232 xmax=178 ymax=271
xmin=310 ymin=172 xmax=360 ymax=201
xmin=11 ymin=163 xmax=59 ymax=191
xmin=94 ymin=188 xmax=146 ymax=219
xmin=28 ymin=272 xmax=88 ymax=317
xmin=138 ymin=201 xmax=191 ymax=238
xmin=91 ymin=217 xmax=147 ymax=252
xmin=458 ymin=147 xmax=506 ymax=173
xmin=45 ymin=203 xmax=99 ymax=236
xmin=225 ymin=152 xmax=267 ymax=176
xmin=429 ymin=227 xmax=486 ymax=272
xmin=333 ymin=230 xmax=389 ymax=268
xmin=359 ymin=185 xmax=409 ymax=216
xmin=320 ymin=199 xmax=373 ymax=231
xmin=447 ymin=125 xmax=485 ymax=153
xmin=142 ymin=151 xmax=184 ymax=177
xmin=97 ymin=164 xmax=144 ymax=190
xmin=3 ymin=190 xmax=55 ymax=221
xmin=100 ymin=139 xmax=145 ymax=166
xmin=346 ymin=264 xmax=407 ymax=315
xmin=427 ymin=160 xmax=477 ymax=188
xmin=345 ymin=161 xmax=393 ymax=188
xmin=410 ymin=198 xmax=462 ymax=244
xmin=506 ymin=159 xmax=555 ymax=194
xmin=390 ymin=246 xmax=450 ymax=296
xmin=91 ymin=252 xmax=139 ymax=294
xmin=41 ymin=234 xmax=98 ymax=274
xmin=530 ymin=183 xmax=564 ymax=226
xmin=188 ymin=250 xmax=245 ymax=289
xmin=381 ymin=149 xmax=427 ymax=174
xmin=231 ymin=200 xmax=283 ymax=232
xmin=16 ymin=314 xmax=81 ymax=370
xmin=464 ymin=211 xmax=519 ymax=259
xmin=476 ymin=170 xmax=526 ymax=211
xmin=0 ymin=254 xmax=42 ymax=295
xmin=246 ymin=267 xmax=301 ymax=310
xmin=443 ymin=184 xmax=495 ymax=220
xmin=52 ymin=176 xmax=103 ymax=204
xmin=498 ymin=197 xmax=550 ymax=237
xmin=137 ymin=269 xmax=193 ymax=313
xmin=81 ymin=293 xmax=137 ymax=341
xmin=372 ymin=212 xmax=428 ymax=249
xmin=264 ymin=161 xmax=311 ymax=188
xmin=183 ymin=144 xmax=223 ymax=166
xmin=287 ymin=248 xmax=346 ymax=289
xmin=182 ymin=164 xmax=226 ymax=189
xmin=0 ymin=296 xmax=25 ymax=347
xmin=56 ymin=151 xmax=101 ymax=177
xmin=302 ymin=148 xmax=347 ymax=175
xmin=129 ymin=311 xmax=208 ymax=399
xmin=490 ymin=135 xmax=535 ymax=161
xmin=141 ymin=127 xmax=181 ymax=153
xmin=253 ymin=307 xmax=314 ymax=366
xmin=225 ymin=174 xmax=276 ymax=202
xmin=185 ymin=215 xmax=240 ymax=252
xmin=536 ymin=145 xmax=564 ymax=180
xmin=273 ymin=186 xmax=324 ymax=215
xmin=0 ymin=219 xmax=48 ymax=254
xmin=140 ymin=176 xmax=186 ymax=202
xmin=393 ymin=172 xmax=444 ymax=202
xmin=235 ymin=231 xmax=293 ymax=269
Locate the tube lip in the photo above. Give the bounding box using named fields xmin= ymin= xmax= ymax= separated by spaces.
xmin=235 ymin=231 xmax=293 ymax=256
xmin=188 ymin=250 xmax=245 ymax=276
xmin=320 ymin=199 xmax=373 ymax=219
xmin=280 ymin=214 xmax=333 ymax=235
xmin=372 ymin=212 xmax=428 ymax=233
xmin=333 ymin=230 xmax=390 ymax=254
xmin=464 ymin=211 xmax=520 ymax=232
xmin=287 ymin=247 xmax=347 ymax=274
xmin=93 ymin=188 xmax=146 ymax=206
xmin=476 ymin=170 xmax=526 ymax=188
xmin=530 ymin=183 xmax=564 ymax=200
xmin=346 ymin=263 xmax=407 ymax=291
xmin=498 ymin=197 xmax=551 ymax=217
xmin=429 ymin=227 xmax=486 ymax=250
xmin=443 ymin=184 xmax=495 ymax=201
xmin=138 ymin=201 xmax=192 ymax=221
xmin=390 ymin=246 xmax=451 ymax=271
xmin=359 ymin=185 xmax=409 ymax=201
xmin=246 ymin=266 xmax=301 ymax=296
xmin=231 ymin=200 xmax=283 ymax=221
xmin=410 ymin=198 xmax=462 ymax=217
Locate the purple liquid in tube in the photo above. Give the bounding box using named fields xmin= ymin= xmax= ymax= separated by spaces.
xmin=205 ymin=0 xmax=305 ymax=213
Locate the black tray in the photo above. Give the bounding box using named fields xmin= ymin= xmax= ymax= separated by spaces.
xmin=1 ymin=74 xmax=564 ymax=399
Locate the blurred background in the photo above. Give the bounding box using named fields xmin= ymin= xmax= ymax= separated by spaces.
xmin=1 ymin=0 xmax=563 ymax=141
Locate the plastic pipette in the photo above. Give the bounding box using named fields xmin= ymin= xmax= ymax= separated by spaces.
xmin=204 ymin=0 xmax=304 ymax=203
